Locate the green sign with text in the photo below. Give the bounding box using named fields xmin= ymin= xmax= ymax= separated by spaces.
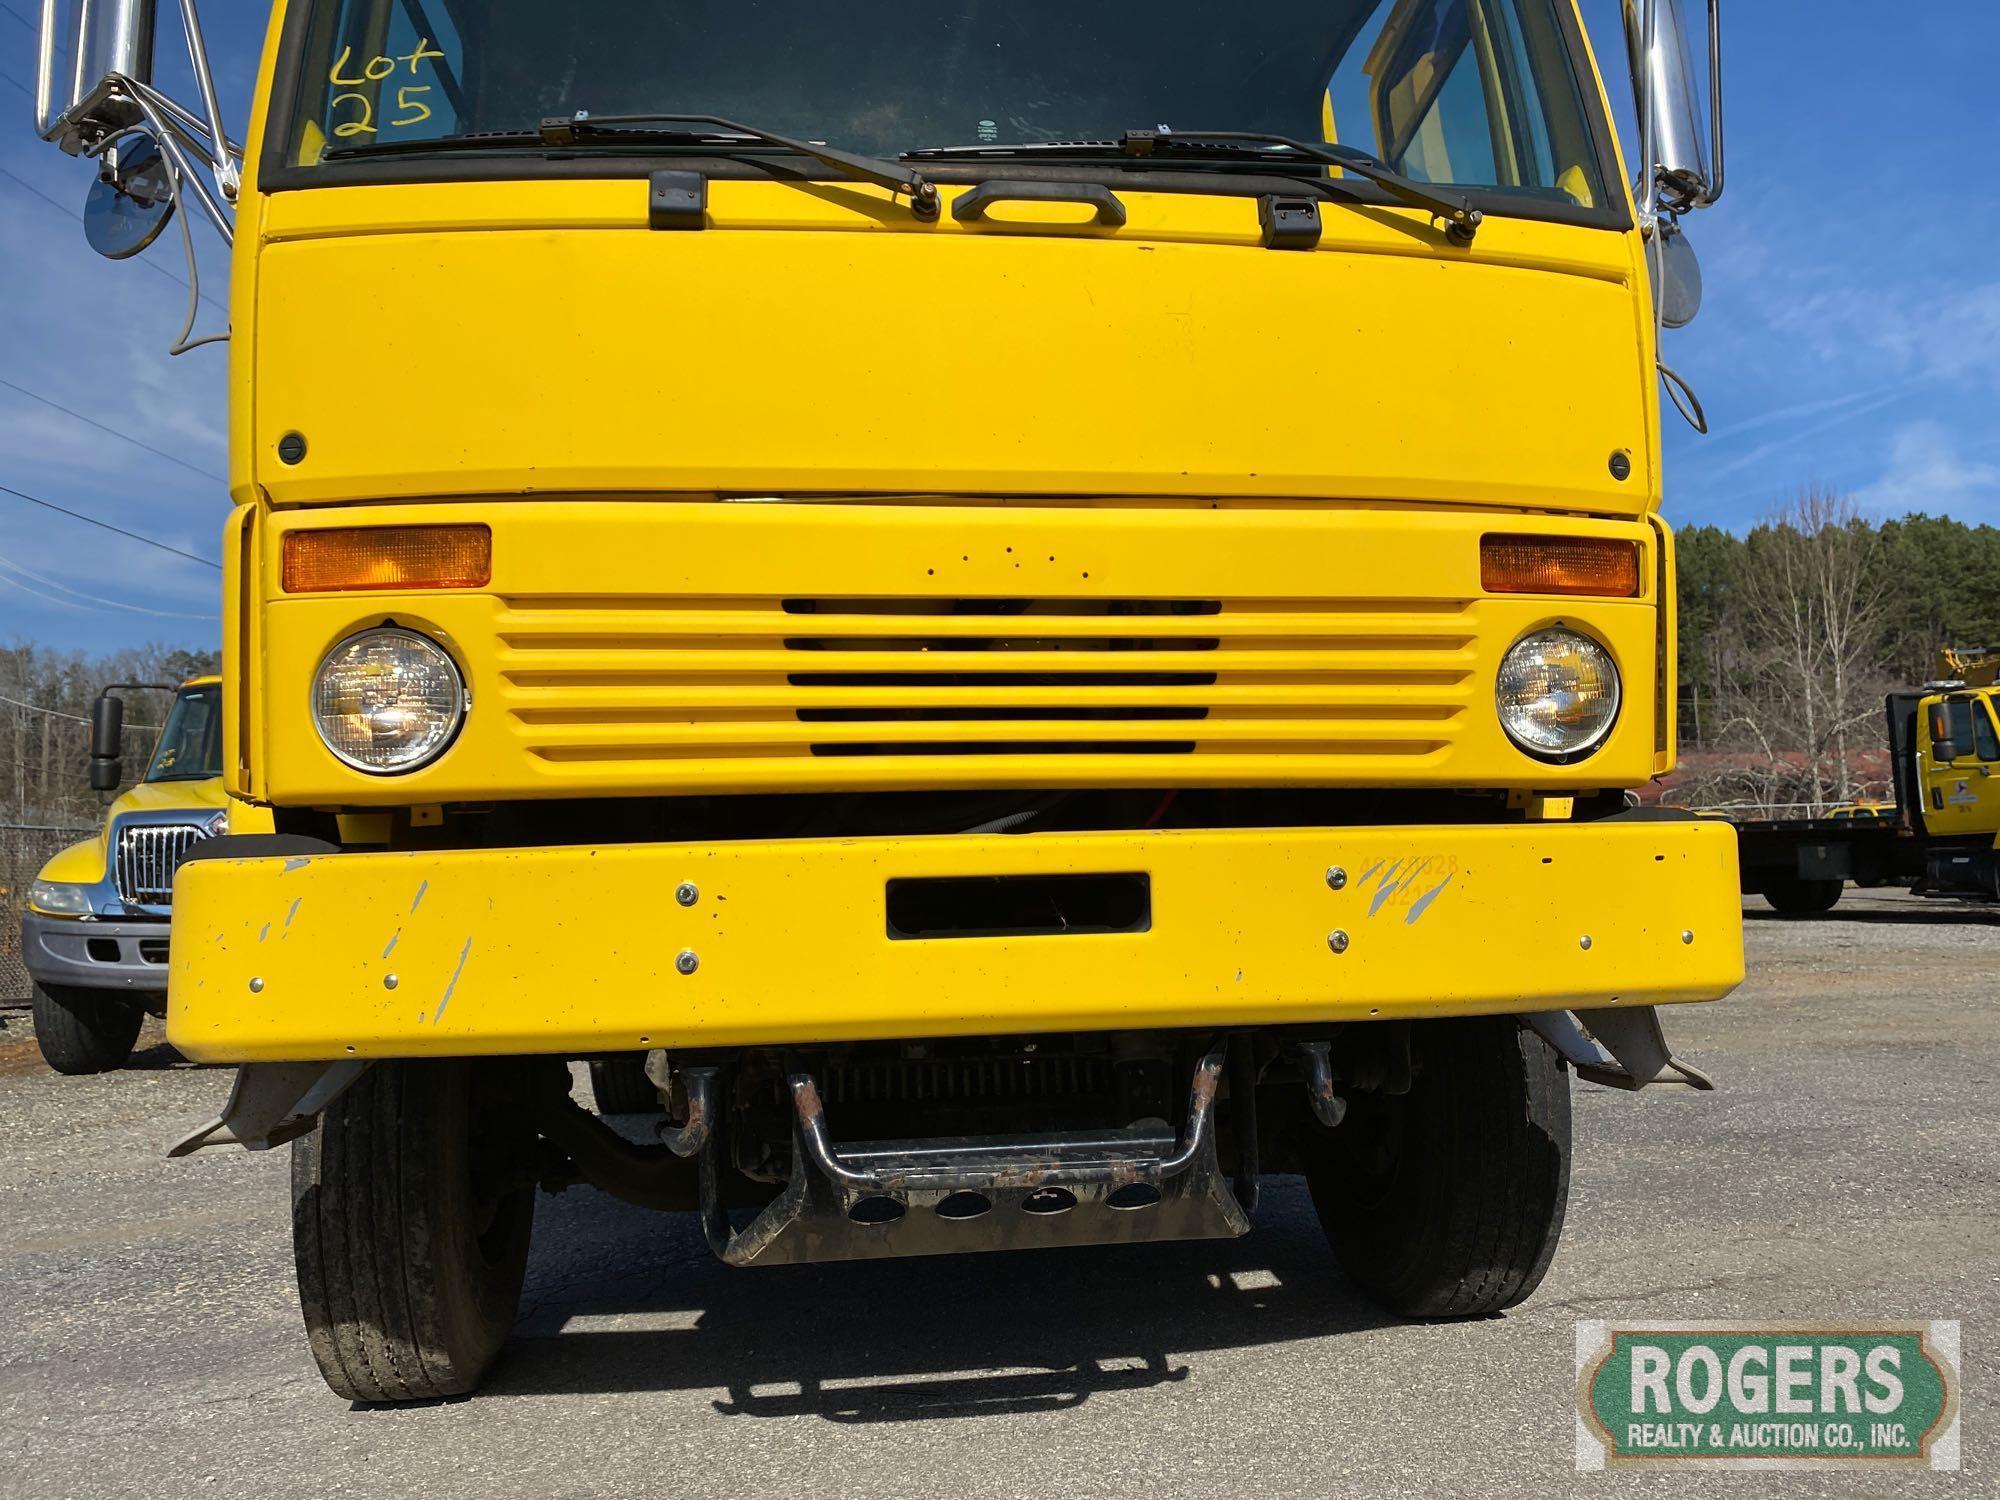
xmin=1575 ymin=1322 xmax=1959 ymax=1471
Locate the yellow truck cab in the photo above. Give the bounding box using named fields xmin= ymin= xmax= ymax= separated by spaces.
xmin=22 ymin=679 xmax=230 ymax=1072
xmin=35 ymin=0 xmax=1740 ymax=1401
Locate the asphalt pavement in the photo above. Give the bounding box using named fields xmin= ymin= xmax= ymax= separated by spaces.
xmin=1 ymin=890 xmax=1991 ymax=1497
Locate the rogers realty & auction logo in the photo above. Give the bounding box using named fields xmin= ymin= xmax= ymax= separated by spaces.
xmin=1575 ymin=1321 xmax=1960 ymax=1471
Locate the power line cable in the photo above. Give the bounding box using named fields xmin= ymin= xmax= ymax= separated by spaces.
xmin=0 ymin=483 xmax=221 ymax=568
xmin=0 ymin=163 xmax=230 ymax=314
xmin=0 ymin=550 xmax=217 ymax=619
xmin=0 ymin=1 xmax=36 ymax=29
xmin=0 ymin=570 xmax=97 ymax=612
xmin=0 ymin=690 xmax=160 ymax=731
xmin=1 ymin=70 xmax=31 ymax=98
xmin=0 ymin=690 xmax=89 ymax=724
xmin=0 ymin=376 xmax=227 ymax=484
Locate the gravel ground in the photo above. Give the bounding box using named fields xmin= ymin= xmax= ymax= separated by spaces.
xmin=0 ymin=890 xmax=1991 ymax=1497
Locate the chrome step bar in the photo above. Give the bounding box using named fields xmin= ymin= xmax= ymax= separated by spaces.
xmin=698 ymin=1047 xmax=1250 ymax=1267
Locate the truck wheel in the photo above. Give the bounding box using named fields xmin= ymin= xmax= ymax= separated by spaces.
xmin=588 ymin=1055 xmax=659 ymax=1114
xmin=1762 ymin=878 xmax=1842 ymax=914
xmin=1306 ymin=1016 xmax=1569 ymax=1318
xmin=31 ymin=981 xmax=143 ymax=1074
xmin=291 ymin=1060 xmax=534 ymax=1402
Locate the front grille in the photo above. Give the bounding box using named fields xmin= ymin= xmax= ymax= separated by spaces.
xmin=114 ymin=822 xmax=215 ymax=907
xmin=498 ymin=594 xmax=1477 ymax=782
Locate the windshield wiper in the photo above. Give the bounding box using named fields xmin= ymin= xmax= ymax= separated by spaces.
xmin=323 ymin=128 xmax=546 ymax=159
xmin=906 ymin=129 xmax=1481 ymax=243
xmin=325 ymin=113 xmax=940 ymax=221
xmin=539 ymin=113 xmax=940 ymax=221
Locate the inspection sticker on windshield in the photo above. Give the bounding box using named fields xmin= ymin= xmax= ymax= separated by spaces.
xmin=1575 ymin=1321 xmax=1960 ymax=1471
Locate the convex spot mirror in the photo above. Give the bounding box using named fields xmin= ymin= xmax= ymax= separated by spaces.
xmin=84 ymin=132 xmax=174 ymax=261
xmin=1650 ymin=220 xmax=1703 ymax=329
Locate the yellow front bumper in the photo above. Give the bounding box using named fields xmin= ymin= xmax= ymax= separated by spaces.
xmin=167 ymin=820 xmax=1742 ymax=1062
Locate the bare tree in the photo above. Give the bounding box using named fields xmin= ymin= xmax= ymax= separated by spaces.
xmin=0 ymin=641 xmax=219 ymax=827
xmin=1723 ymin=489 xmax=1892 ymax=814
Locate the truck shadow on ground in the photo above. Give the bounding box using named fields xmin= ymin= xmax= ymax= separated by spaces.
xmin=1743 ymin=905 xmax=2000 ymax=927
xmin=491 ymin=1173 xmax=1396 ymax=1423
xmin=125 ymin=1040 xmax=206 ymax=1071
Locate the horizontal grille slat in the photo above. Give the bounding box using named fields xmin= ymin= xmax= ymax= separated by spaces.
xmin=113 ymin=821 xmax=216 ymax=906
xmin=499 ymin=614 xmax=1471 ymax=642
xmin=518 ymin=717 xmax=1457 ymax=748
xmin=498 ymin=594 xmax=1476 ymax=773
xmin=501 ymin=647 xmax=1473 ymax=675
xmin=506 ymin=682 xmax=1470 ymax=711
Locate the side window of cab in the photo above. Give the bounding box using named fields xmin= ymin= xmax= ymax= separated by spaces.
xmin=1973 ymin=699 xmax=2000 ymax=762
xmin=1326 ymin=0 xmax=1605 ymax=207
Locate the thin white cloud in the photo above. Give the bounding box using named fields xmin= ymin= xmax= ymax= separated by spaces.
xmin=1853 ymin=421 xmax=2000 ymax=518
xmin=1761 ymin=278 xmax=2000 ymax=393
xmin=1694 ymin=388 xmax=1911 ymax=485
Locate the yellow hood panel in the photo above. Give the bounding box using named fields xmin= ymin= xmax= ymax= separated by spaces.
xmin=111 ymin=778 xmax=230 ymax=818
xmin=249 ymin=181 xmax=1654 ymax=513
xmin=34 ymin=778 xmax=227 ymax=886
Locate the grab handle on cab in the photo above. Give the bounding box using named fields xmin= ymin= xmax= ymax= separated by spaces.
xmin=950 ymin=179 xmax=1128 ymax=227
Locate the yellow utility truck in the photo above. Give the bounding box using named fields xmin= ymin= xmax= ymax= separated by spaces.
xmin=1735 ymin=647 xmax=2000 ymax=911
xmin=35 ymin=0 xmax=1739 ymax=1400
xmin=21 ymin=678 xmax=229 ymax=1072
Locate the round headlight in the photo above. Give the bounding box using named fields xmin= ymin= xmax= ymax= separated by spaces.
xmin=1496 ymin=628 xmax=1620 ymax=758
xmin=312 ymin=628 xmax=466 ymax=774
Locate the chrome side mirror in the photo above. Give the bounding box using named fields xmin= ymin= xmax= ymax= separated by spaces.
xmin=84 ymin=130 xmax=175 ymax=259
xmin=1621 ymin=0 xmax=1724 ymax=219
xmin=35 ymin=0 xmax=237 ymax=351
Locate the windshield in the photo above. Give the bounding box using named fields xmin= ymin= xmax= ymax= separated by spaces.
xmin=146 ymin=685 xmax=223 ymax=783
xmin=278 ymin=0 xmax=1610 ymax=210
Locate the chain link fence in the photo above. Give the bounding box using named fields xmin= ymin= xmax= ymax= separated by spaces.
xmin=2 ymin=823 xmax=96 ymax=1004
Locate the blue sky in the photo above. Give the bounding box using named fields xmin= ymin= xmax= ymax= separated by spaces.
xmin=3 ymin=1 xmax=1998 ymax=654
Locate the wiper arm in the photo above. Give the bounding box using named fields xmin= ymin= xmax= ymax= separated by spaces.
xmin=905 ymin=129 xmax=1481 ymax=243
xmin=1125 ymin=130 xmax=1479 ymax=243
xmin=539 ymin=113 xmax=940 ymax=221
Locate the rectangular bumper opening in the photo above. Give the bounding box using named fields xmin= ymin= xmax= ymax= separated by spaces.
xmin=886 ymin=872 xmax=1151 ymax=940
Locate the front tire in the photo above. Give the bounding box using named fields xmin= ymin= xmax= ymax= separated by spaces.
xmin=1762 ymin=877 xmax=1842 ymax=914
xmin=1306 ymin=1016 xmax=1570 ymax=1318
xmin=31 ymin=981 xmax=143 ymax=1074
xmin=292 ymin=1061 xmax=534 ymax=1402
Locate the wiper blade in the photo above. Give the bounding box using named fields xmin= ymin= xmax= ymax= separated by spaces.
xmin=906 ymin=130 xmax=1481 ymax=243
xmin=539 ymin=113 xmax=939 ymax=221
xmin=1128 ymin=131 xmax=1479 ymax=242
xmin=323 ymin=128 xmax=544 ymax=159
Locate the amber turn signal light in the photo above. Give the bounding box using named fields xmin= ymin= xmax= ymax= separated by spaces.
xmin=282 ymin=525 xmax=492 ymax=594
xmin=1480 ymin=535 xmax=1640 ymax=598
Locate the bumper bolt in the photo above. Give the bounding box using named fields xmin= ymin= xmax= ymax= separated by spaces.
xmin=248 ymin=976 xmax=264 ymax=993
xmin=1682 ymin=930 xmax=1695 ymax=944
xmin=1326 ymin=866 xmax=1347 ymax=890
xmin=676 ymin=949 xmax=700 ymax=975
xmin=1327 ymin=929 xmax=1350 ymax=954
xmin=383 ymin=973 xmax=399 ymax=990
xmin=676 ymin=881 xmax=699 ymax=907
xmin=1579 ymin=935 xmax=1593 ymax=950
